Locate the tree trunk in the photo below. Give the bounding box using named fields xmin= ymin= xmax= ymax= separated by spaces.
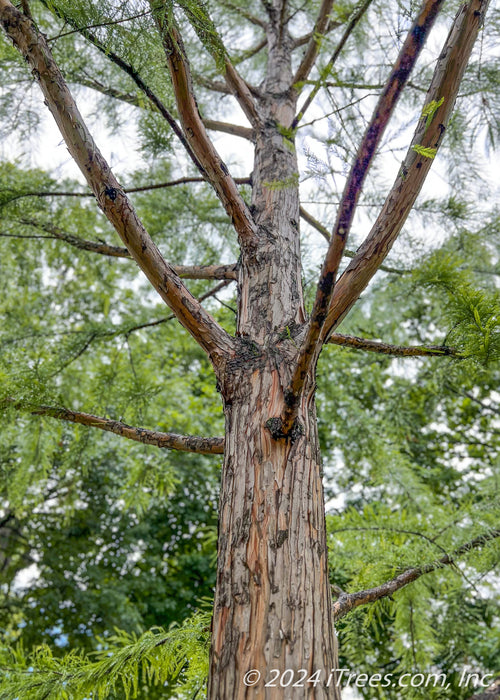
xmin=208 ymin=10 xmax=340 ymax=696
xmin=209 ymin=358 xmax=340 ymax=699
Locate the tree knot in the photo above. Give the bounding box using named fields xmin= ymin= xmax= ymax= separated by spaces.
xmin=265 ymin=416 xmax=304 ymax=442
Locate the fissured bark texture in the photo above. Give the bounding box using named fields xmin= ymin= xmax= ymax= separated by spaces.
xmin=208 ymin=343 xmax=340 ymax=698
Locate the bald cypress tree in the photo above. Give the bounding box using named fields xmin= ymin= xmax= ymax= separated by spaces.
xmin=1 ymin=1 xmax=499 ymax=698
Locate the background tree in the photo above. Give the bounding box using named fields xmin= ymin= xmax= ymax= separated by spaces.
xmin=0 ymin=0 xmax=499 ymax=698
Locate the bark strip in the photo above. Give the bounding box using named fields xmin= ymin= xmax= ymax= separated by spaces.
xmin=4 ymin=400 xmax=224 ymax=455
xmin=333 ymin=529 xmax=500 ymax=620
xmin=282 ymin=0 xmax=443 ymax=434
xmin=325 ymin=0 xmax=491 ymax=335
xmin=0 ymin=0 xmax=235 ymax=364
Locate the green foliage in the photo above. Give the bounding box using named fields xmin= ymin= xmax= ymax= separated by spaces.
xmin=0 ymin=610 xmax=211 ymax=699
xmin=175 ymin=0 xmax=227 ymax=71
xmin=421 ymin=97 xmax=445 ymax=133
xmin=411 ymin=144 xmax=437 ymax=159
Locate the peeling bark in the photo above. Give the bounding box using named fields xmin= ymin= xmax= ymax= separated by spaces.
xmin=211 ymin=352 xmax=339 ymax=698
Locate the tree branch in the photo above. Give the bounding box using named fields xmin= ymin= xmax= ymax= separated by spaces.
xmin=3 ymin=218 xmax=239 ymax=280
xmin=1 ymin=176 xmax=252 ymax=205
xmin=333 ymin=529 xmax=500 ymax=620
xmin=280 ymin=0 xmax=443 ymax=434
xmin=292 ymin=0 xmax=335 ymax=87
xmin=38 ymin=0 xmax=203 ymax=175
xmin=161 ymin=0 xmax=262 ymax=126
xmin=203 ymin=119 xmax=255 ymax=141
xmin=194 ymin=74 xmax=262 ymax=99
xmin=328 ymin=334 xmax=460 ymax=357
xmin=232 ymin=37 xmax=268 ymax=66
xmin=47 ymin=9 xmax=152 ymax=42
xmin=122 ymin=280 xmax=233 ymax=335
xmin=222 ymin=59 xmax=262 ymax=127
xmin=324 ymin=0 xmax=491 ymax=335
xmin=4 ymin=400 xmax=224 ymax=455
xmin=219 ymin=0 xmax=267 ymax=28
xmin=76 ymin=76 xmax=255 ymax=141
xmin=152 ymin=16 xmax=258 ymax=251
xmin=292 ymin=18 xmax=341 ymax=48
xmin=0 ymin=1 xmax=235 ymax=364
xmin=299 ymin=206 xmax=406 ymax=274
xmin=293 ymin=0 xmax=374 ymax=127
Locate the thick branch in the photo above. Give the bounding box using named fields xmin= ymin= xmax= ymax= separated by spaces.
xmin=5 ymin=400 xmax=224 ymax=455
xmin=203 ymin=119 xmax=255 ymax=141
xmin=293 ymin=0 xmax=374 ymax=126
xmin=333 ymin=529 xmax=500 ymax=620
xmin=0 ymin=1 xmax=235 ymax=364
xmin=281 ymin=0 xmax=443 ymax=433
xmin=328 ymin=334 xmax=459 ymax=357
xmin=153 ymin=18 xmax=258 ymax=250
xmin=292 ymin=0 xmax=335 ymax=86
xmin=325 ymin=0 xmax=491 ymax=335
xmin=222 ymin=59 xmax=263 ymax=126
xmin=4 ymin=219 xmax=239 ymax=279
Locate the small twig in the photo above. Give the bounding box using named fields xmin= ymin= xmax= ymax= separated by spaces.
xmin=293 ymin=0 xmax=374 ymax=127
xmin=47 ymin=9 xmax=152 ymax=42
xmin=1 ymin=176 xmax=251 ymax=204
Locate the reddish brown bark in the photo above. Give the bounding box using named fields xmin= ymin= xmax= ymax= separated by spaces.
xmin=208 ymin=4 xmax=339 ymax=696
xmin=211 ymin=358 xmax=339 ymax=698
